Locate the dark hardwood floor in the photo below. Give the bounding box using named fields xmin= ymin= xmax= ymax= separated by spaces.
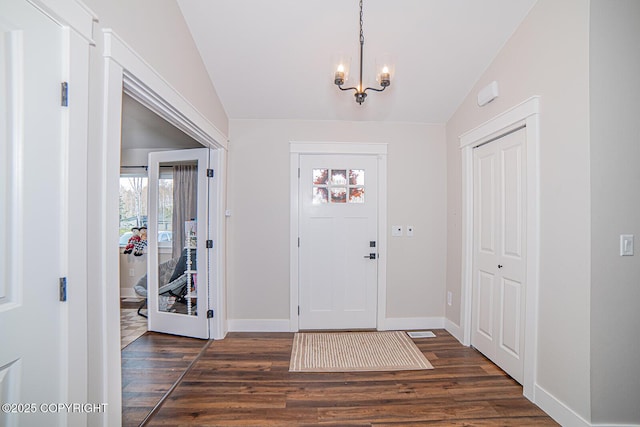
xmin=121 ymin=332 xmax=206 ymax=425
xmin=122 ymin=330 xmax=557 ymax=426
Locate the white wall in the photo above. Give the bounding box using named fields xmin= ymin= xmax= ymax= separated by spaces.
xmin=445 ymin=0 xmax=591 ymax=422
xmin=119 ymin=250 xmax=172 ymax=298
xmin=589 ymin=1 xmax=640 ymax=424
xmin=227 ymin=119 xmax=446 ymax=327
xmin=82 ymin=0 xmax=228 ymax=136
xmin=119 ymin=252 xmax=148 ymax=298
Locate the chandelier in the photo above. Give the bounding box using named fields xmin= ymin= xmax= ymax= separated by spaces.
xmin=333 ymin=0 xmax=392 ymax=105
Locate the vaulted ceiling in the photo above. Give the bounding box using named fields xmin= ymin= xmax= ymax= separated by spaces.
xmin=178 ymin=0 xmax=537 ymax=123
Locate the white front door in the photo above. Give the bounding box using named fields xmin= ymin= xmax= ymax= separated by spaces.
xmin=472 ymin=128 xmax=526 ymax=383
xmin=147 ymin=148 xmax=212 ymax=339
xmin=298 ymin=154 xmax=378 ymax=330
xmin=0 ymin=1 xmax=68 ymax=426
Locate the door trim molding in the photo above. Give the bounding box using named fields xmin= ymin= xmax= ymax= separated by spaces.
xmin=104 ymin=30 xmax=228 ymax=150
xmin=458 ymin=96 xmax=540 ymax=400
xmin=97 ymin=29 xmax=229 ymax=425
xmin=289 ymin=142 xmax=388 ymax=332
xmin=29 ymin=0 xmax=97 ymax=44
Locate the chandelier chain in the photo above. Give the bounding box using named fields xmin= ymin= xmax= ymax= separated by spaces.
xmin=359 ymin=0 xmax=364 ymax=45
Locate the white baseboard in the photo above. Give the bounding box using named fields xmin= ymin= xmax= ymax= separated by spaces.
xmin=443 ymin=324 xmax=611 ymax=427
xmin=592 ymin=424 xmax=640 ymax=427
xmin=444 ymin=318 xmax=464 ymax=343
xmin=119 ymin=288 xmax=137 ymax=298
xmin=381 ymin=317 xmax=444 ymax=331
xmin=534 ymin=384 xmax=590 ymax=427
xmin=228 ymin=317 xmax=447 ymax=333
xmin=227 ymin=319 xmax=290 ymax=332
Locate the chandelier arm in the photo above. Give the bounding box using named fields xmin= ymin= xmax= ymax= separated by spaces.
xmin=338 ymin=85 xmax=359 ymax=92
xmin=364 ymin=86 xmax=387 ymax=93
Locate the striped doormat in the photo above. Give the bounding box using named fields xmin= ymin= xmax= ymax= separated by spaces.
xmin=289 ymin=331 xmax=433 ymax=372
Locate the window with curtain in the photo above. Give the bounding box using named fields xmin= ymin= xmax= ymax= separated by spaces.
xmin=119 ymin=175 xmax=148 ymax=245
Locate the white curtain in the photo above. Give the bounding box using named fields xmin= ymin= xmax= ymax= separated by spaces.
xmin=172 ymin=165 xmax=197 ymax=259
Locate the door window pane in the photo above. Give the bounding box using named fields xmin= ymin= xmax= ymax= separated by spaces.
xmin=158 ymin=163 xmax=198 ymax=316
xmin=349 ymin=169 xmax=364 ymax=185
xmin=313 ymin=169 xmax=328 ymax=185
xmin=330 ymin=169 xmax=347 ymax=185
xmin=349 ymin=187 xmax=365 ymax=203
xmin=330 ymin=188 xmax=347 ymax=203
xmin=313 ymin=187 xmax=328 ymax=204
xmin=311 ymin=167 xmax=367 ymax=204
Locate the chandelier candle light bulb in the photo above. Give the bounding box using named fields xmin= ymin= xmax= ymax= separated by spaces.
xmin=379 ymin=66 xmax=390 ymax=86
xmin=335 ymin=64 xmax=345 ymax=85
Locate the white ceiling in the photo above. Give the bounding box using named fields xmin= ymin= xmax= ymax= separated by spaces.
xmin=178 ymin=0 xmax=537 ymax=123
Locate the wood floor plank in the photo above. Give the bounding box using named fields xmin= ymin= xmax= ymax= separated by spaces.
xmin=121 ymin=330 xmax=558 ymax=426
xmin=374 ymin=417 xmax=558 ymax=426
xmin=121 ymin=332 xmax=206 ymax=427
xmin=315 ymin=401 xmax=502 ymax=424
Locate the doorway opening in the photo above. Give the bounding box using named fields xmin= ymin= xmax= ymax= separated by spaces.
xmin=118 ymin=93 xmax=202 ymax=349
xmin=289 ymin=142 xmax=388 ymax=331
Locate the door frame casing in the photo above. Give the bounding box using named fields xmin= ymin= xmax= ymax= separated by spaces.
xmin=290 ymin=142 xmax=388 ymax=332
xmin=459 ymin=96 xmax=540 ymax=400
xmin=99 ymin=29 xmax=228 ymax=425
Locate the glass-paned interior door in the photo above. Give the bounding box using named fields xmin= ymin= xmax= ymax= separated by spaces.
xmin=147 ymin=148 xmax=211 ymax=339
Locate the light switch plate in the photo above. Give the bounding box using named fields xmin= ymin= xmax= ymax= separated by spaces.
xmin=620 ymin=234 xmax=634 ymax=256
xmin=407 ymin=226 xmax=414 ymax=237
xmin=392 ymin=225 xmax=403 ymax=237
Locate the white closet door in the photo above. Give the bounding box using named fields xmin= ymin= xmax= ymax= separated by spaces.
xmin=472 ymin=128 xmax=526 ymax=384
xmin=0 ymin=1 xmax=67 ymax=426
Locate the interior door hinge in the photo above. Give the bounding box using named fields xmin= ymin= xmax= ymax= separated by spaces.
xmin=298 ymin=168 xmax=300 ymax=179
xmin=207 ymin=309 xmax=214 ymax=318
xmin=206 ymin=169 xmax=214 ymax=178
xmin=59 ymin=277 xmax=67 ymax=302
xmin=61 ymin=82 xmax=68 ymax=107
xmin=206 ymin=239 xmax=213 ymax=249
xmin=298 ymin=306 xmax=300 ymax=315
xmin=297 ymin=237 xmax=300 ymax=247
